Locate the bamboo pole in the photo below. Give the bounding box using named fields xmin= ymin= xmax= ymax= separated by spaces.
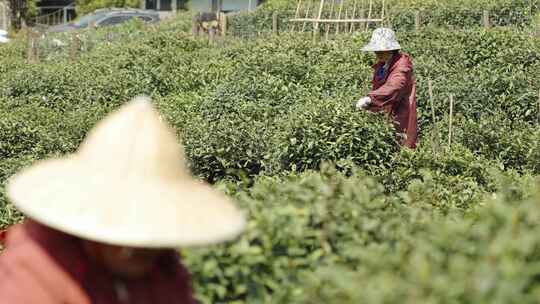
xmin=350 ymin=0 xmax=357 ymax=33
xmin=301 ymin=0 xmax=312 ymax=32
xmin=291 ymin=0 xmax=302 ymax=32
xmin=344 ymin=8 xmax=349 ymax=34
xmin=272 ymin=11 xmax=278 ymax=34
xmin=325 ymin=0 xmax=336 ymax=40
xmin=537 ymin=89 xmax=540 ymax=125
xmin=381 ymin=0 xmax=385 ymax=22
xmin=428 ymin=80 xmax=440 ymax=153
xmin=448 ymin=94 xmax=454 ymax=147
xmin=415 ymin=11 xmax=421 ymax=31
xmin=313 ymin=0 xmax=325 ymax=40
xmin=335 ymin=0 xmax=343 ymax=34
xmin=359 ymin=7 xmax=366 ymax=32
xmin=366 ymin=0 xmax=373 ymax=31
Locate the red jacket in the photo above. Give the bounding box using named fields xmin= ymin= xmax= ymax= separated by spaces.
xmin=368 ymin=52 xmax=418 ymax=149
xmin=0 ymin=220 xmax=195 ymax=304
xmin=0 ymin=228 xmax=6 ymax=246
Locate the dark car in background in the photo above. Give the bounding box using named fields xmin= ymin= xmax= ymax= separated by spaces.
xmin=47 ymin=8 xmax=160 ymax=32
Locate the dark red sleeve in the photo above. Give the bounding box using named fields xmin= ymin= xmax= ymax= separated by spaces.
xmin=173 ymin=261 xmax=197 ymax=304
xmin=0 ymin=222 xmax=91 ymax=304
xmin=179 ymin=267 xmax=197 ymax=304
xmin=0 ymin=228 xmax=6 ymax=247
xmin=153 ymin=251 xmax=197 ymax=304
xmin=368 ymin=61 xmax=412 ymax=110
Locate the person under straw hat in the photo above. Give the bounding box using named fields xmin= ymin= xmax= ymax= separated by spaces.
xmin=0 ymin=97 xmax=245 ymax=304
xmin=355 ymin=27 xmax=418 ymax=149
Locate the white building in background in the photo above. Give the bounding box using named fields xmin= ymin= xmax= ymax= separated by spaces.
xmin=142 ymin=0 xmax=261 ymax=13
xmin=191 ymin=0 xmax=261 ymax=12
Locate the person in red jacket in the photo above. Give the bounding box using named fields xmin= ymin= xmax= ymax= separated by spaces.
xmin=0 ymin=97 xmax=246 ymax=304
xmin=0 ymin=220 xmax=194 ymax=304
xmin=356 ymin=28 xmax=418 ymax=149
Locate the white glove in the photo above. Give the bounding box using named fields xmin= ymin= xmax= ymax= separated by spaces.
xmin=355 ymin=97 xmax=372 ymax=110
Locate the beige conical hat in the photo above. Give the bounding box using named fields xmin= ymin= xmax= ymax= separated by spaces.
xmin=6 ymin=97 xmax=245 ymax=248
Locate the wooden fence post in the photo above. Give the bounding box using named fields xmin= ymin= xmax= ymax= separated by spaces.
xmin=483 ymin=10 xmax=490 ymax=29
xmin=26 ymin=29 xmax=36 ymax=63
xmin=428 ymin=79 xmax=440 ymax=153
xmin=415 ymin=11 xmax=421 ymax=31
xmin=26 ymin=29 xmax=32 ymax=62
xmin=535 ymin=16 xmax=540 ymax=37
xmin=448 ymin=94 xmax=454 ymax=147
xmin=537 ymin=89 xmax=540 ymax=125
xmin=208 ymin=27 xmax=215 ymax=44
xmin=191 ymin=14 xmax=200 ymax=36
xmin=69 ymin=32 xmax=79 ymax=62
xmin=272 ymin=11 xmax=278 ymax=34
xmin=0 ymin=2 xmax=7 ymax=32
xmin=34 ymin=32 xmax=40 ymax=61
xmin=219 ymin=12 xmax=227 ymax=36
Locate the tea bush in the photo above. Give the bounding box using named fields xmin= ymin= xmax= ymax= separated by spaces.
xmin=184 ymin=166 xmax=539 ymax=303
xmin=387 ymin=0 xmax=539 ymax=29
xmin=227 ymin=0 xmax=540 ymax=35
xmin=275 ymin=173 xmax=540 ymax=304
xmin=0 ymin=24 xmax=537 ymax=186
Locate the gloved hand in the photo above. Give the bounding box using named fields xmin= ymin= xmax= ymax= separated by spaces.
xmin=355 ymin=97 xmax=372 ymax=110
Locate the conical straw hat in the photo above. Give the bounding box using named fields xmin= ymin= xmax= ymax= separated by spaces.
xmin=6 ymin=97 xmax=245 ymax=248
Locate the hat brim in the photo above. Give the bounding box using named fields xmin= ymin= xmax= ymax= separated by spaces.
xmin=361 ymin=43 xmax=401 ymax=52
xmin=7 ymin=158 xmax=246 ymax=248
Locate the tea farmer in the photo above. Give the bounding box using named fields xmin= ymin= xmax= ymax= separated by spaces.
xmin=356 ymin=28 xmax=418 ymax=149
xmin=0 ymin=98 xmax=245 ymax=303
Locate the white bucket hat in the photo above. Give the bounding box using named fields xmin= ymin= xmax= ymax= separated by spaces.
xmin=6 ymin=97 xmax=245 ymax=248
xmin=361 ymin=28 xmax=401 ymax=52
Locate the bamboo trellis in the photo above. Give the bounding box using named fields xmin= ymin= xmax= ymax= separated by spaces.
xmin=290 ymin=0 xmax=385 ymax=39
